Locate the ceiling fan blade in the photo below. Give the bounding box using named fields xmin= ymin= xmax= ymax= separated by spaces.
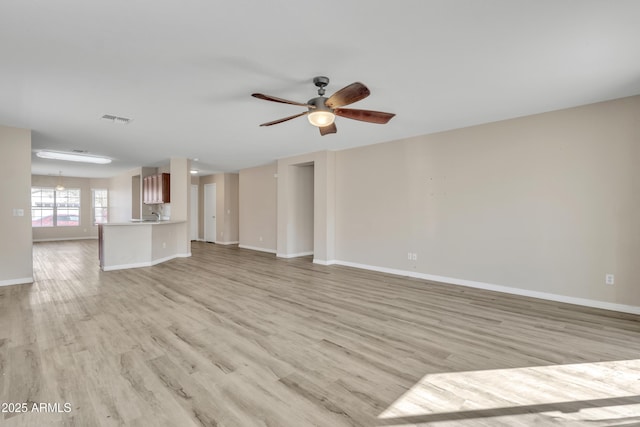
xmin=325 ymin=82 xmax=370 ymax=108
xmin=319 ymin=122 xmax=337 ymax=136
xmin=252 ymin=93 xmax=313 ymax=108
xmin=334 ymin=108 xmax=395 ymax=124
xmin=259 ymin=111 xmax=308 ymax=127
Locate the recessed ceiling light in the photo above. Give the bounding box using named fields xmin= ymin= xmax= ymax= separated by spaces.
xmin=190 ymin=170 xmax=198 ymax=174
xmin=36 ymin=150 xmax=112 ymax=164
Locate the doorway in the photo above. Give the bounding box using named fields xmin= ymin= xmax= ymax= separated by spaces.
xmin=288 ymin=163 xmax=314 ymax=257
xmin=204 ymin=183 xmax=216 ymax=243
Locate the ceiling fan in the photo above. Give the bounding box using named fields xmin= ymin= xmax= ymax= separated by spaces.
xmin=252 ymin=76 xmax=395 ymax=136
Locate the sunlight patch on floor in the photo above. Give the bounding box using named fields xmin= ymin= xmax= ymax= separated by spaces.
xmin=378 ymin=359 xmax=640 ymax=426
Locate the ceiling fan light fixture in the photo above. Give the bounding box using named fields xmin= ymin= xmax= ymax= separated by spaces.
xmin=36 ymin=150 xmax=112 ymax=164
xmin=253 ymin=77 xmax=393 ymax=135
xmin=307 ymin=110 xmax=335 ymax=127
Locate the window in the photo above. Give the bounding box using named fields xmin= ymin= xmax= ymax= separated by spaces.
xmin=31 ymin=187 xmax=54 ymax=227
xmin=31 ymin=187 xmax=80 ymax=227
xmin=92 ymin=189 xmax=108 ymax=224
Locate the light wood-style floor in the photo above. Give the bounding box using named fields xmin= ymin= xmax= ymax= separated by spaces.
xmin=1 ymin=241 xmax=639 ymax=426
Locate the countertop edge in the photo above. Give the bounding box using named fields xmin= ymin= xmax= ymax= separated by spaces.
xmin=101 ymin=220 xmax=186 ymax=226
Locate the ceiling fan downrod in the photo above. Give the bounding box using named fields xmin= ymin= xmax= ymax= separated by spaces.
xmin=313 ymin=76 xmax=330 ymax=96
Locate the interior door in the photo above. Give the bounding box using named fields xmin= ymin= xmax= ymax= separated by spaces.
xmin=204 ymin=183 xmax=216 ymax=243
xmin=190 ymin=184 xmax=198 ymax=241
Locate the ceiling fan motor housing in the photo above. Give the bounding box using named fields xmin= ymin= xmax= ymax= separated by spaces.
xmin=307 ymin=96 xmax=332 ymax=113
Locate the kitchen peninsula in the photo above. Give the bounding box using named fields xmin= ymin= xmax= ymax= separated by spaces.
xmin=98 ymin=220 xmax=189 ymax=271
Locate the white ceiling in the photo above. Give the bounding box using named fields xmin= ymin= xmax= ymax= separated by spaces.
xmin=2 ymin=1 xmax=639 ymax=178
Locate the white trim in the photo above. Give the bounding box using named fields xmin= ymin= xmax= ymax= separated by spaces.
xmin=330 ymin=260 xmax=640 ymax=316
xmin=277 ymin=251 xmax=314 ymax=258
xmin=239 ymin=244 xmax=277 ymax=254
xmin=0 ymin=277 xmax=34 ymax=287
xmin=33 ymin=237 xmax=98 ymax=242
xmin=215 ymin=241 xmax=239 ymax=245
xmin=102 ymin=253 xmax=191 ymax=271
xmin=312 ymin=259 xmax=336 ymax=265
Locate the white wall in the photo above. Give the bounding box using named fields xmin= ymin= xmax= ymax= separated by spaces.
xmin=239 ymin=163 xmax=277 ymax=252
xmin=0 ymin=125 xmax=33 ymax=286
xmin=169 ymin=157 xmax=191 ymax=255
xmin=109 ymin=167 xmax=141 ymax=223
xmin=334 ymin=95 xmax=640 ymax=310
xmin=225 ymin=173 xmax=239 ymax=243
xmin=238 ymin=95 xmax=640 ymax=313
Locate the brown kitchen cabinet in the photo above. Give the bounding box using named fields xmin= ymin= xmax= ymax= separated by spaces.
xmin=143 ymin=173 xmax=170 ymax=204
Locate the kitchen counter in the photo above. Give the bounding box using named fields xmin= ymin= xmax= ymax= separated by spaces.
xmin=98 ymin=220 xmax=190 ymax=271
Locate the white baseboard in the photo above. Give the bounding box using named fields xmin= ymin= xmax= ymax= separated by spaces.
xmin=103 ymin=262 xmax=153 ymax=271
xmin=33 ymin=237 xmax=98 ymax=242
xmin=102 ymin=252 xmax=191 ymax=271
xmin=277 ymin=251 xmax=314 ymax=259
xmin=312 ymin=259 xmax=334 ymax=266
xmin=239 ymin=244 xmax=277 ymax=254
xmin=215 ymin=241 xmax=239 ymax=245
xmin=329 ymin=260 xmax=640 ymax=316
xmin=0 ymin=277 xmax=34 ymax=287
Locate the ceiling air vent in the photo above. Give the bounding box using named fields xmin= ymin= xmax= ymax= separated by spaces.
xmin=102 ymin=114 xmax=132 ymax=124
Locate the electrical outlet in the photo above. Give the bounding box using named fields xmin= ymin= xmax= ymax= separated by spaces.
xmin=605 ymin=274 xmax=614 ymax=285
xmin=412 ymin=253 xmax=418 ymax=261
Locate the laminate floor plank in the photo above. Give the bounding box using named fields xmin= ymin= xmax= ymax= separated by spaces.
xmin=1 ymin=240 xmax=639 ymax=426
